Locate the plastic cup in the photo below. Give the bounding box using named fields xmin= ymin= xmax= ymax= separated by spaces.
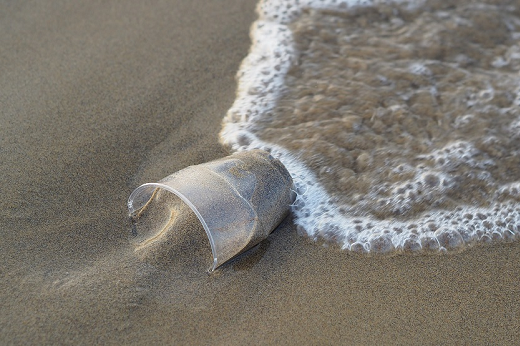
xmin=127 ymin=150 xmax=295 ymax=272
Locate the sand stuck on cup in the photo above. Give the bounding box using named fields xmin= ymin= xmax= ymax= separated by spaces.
xmin=127 ymin=150 xmax=295 ymax=272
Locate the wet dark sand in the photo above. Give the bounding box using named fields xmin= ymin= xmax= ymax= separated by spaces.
xmin=1 ymin=1 xmax=520 ymax=344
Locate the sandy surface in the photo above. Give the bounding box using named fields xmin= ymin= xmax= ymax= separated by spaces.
xmin=1 ymin=0 xmax=520 ymax=345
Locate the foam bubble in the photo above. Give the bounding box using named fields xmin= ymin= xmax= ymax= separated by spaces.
xmin=220 ymin=0 xmax=520 ymax=254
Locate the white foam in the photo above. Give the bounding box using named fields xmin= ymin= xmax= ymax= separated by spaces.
xmin=219 ymin=0 xmax=520 ymax=253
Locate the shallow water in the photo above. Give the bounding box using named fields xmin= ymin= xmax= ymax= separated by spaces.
xmin=220 ymin=0 xmax=520 ymax=253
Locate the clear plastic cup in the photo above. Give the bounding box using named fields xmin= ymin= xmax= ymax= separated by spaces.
xmin=127 ymin=150 xmax=295 ymax=272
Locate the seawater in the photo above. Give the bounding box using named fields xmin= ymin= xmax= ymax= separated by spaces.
xmin=220 ymin=0 xmax=520 ymax=253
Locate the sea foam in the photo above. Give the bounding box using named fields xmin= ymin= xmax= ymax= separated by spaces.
xmin=220 ymin=0 xmax=520 ymax=253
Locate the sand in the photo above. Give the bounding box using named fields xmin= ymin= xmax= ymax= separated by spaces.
xmin=1 ymin=0 xmax=520 ymax=345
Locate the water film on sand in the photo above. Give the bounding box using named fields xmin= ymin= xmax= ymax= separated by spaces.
xmin=220 ymin=0 xmax=520 ymax=253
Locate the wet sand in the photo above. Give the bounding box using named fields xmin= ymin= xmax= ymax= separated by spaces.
xmin=1 ymin=0 xmax=520 ymax=345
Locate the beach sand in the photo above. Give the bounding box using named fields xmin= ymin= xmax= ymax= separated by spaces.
xmin=1 ymin=0 xmax=520 ymax=344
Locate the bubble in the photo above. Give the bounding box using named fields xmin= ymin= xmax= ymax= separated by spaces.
xmin=369 ymin=235 xmax=395 ymax=253
xmin=351 ymin=242 xmax=367 ymax=253
xmin=435 ymin=229 xmax=464 ymax=249
xmin=427 ymin=223 xmax=438 ymax=231
xmin=403 ymin=238 xmax=422 ymax=252
xmin=421 ymin=236 xmax=440 ymax=251
xmin=480 ymin=234 xmax=492 ymax=243
xmin=457 ymin=228 xmax=474 ymax=243
xmin=423 ymin=174 xmax=440 ymax=188
xmin=483 ymin=221 xmax=492 ymax=230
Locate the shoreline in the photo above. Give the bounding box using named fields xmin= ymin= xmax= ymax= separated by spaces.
xmin=1 ymin=0 xmax=520 ymax=344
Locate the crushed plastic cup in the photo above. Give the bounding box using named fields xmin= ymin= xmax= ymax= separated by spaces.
xmin=127 ymin=150 xmax=295 ymax=272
